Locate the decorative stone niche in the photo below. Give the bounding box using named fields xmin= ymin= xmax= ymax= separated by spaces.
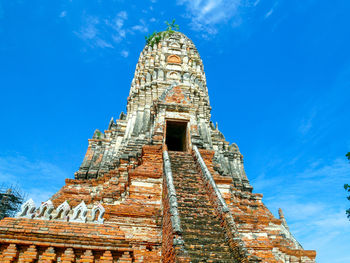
xmin=55 ymin=201 xmax=70 ymax=220
xmin=167 ymin=55 xmax=181 ymax=64
xmin=167 ymin=71 xmax=180 ymax=80
xmin=16 ymin=198 xmax=36 ymax=218
xmin=70 ymin=201 xmax=88 ymax=223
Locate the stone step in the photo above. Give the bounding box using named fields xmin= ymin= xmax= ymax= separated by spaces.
xmin=183 ymin=231 xmax=225 ymax=239
xmin=181 ymin=223 xmax=222 ymax=231
xmin=183 ymin=235 xmax=227 ymax=243
xmin=186 ymin=249 xmax=233 ymax=259
xmin=173 ymin=179 xmax=203 ymax=184
xmin=175 ymin=183 xmax=205 ymax=187
xmin=185 ymin=254 xmax=233 ymax=263
xmin=184 ymin=242 xmax=230 ymax=251
xmin=168 ymin=152 xmax=234 ymax=261
xmin=179 ymin=209 xmax=218 ymax=216
xmin=178 ymin=203 xmax=215 ymax=208
xmin=176 ymin=195 xmax=208 ymax=200
xmin=176 ymin=190 xmax=207 ymax=195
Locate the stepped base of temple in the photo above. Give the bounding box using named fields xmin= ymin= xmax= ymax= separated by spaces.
xmin=0 ymin=145 xmax=316 ymax=262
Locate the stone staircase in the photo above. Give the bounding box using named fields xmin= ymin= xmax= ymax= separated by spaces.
xmin=168 ymin=151 xmax=235 ymax=262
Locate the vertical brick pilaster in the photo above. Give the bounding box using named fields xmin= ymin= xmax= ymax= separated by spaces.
xmin=61 ymin=248 xmax=75 ymax=263
xmin=38 ymin=247 xmax=56 ymax=263
xmin=18 ymin=245 xmax=37 ymax=262
xmin=1 ymin=244 xmax=18 ymax=263
xmin=99 ymin=250 xmax=114 ymax=263
xmin=117 ymin=251 xmax=132 ymax=262
xmin=78 ymin=249 xmax=94 ymax=263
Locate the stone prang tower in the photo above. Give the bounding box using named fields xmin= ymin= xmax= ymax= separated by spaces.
xmin=0 ymin=32 xmax=316 ymax=262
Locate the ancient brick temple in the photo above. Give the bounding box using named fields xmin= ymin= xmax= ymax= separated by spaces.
xmin=0 ymin=32 xmax=316 ymax=262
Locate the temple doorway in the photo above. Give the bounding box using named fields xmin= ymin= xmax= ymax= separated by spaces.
xmin=165 ymin=121 xmax=188 ymax=151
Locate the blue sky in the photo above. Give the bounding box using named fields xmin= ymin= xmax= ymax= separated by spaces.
xmin=0 ymin=0 xmax=349 ymax=262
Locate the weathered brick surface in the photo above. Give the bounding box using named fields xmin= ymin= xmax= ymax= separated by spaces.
xmin=0 ymin=145 xmax=164 ymax=262
xmin=38 ymin=246 xmax=56 ymax=262
xmin=0 ymin=243 xmax=18 ymax=262
xmin=18 ymin=245 xmax=37 ymax=262
xmin=61 ymin=248 xmax=75 ymax=263
xmin=161 ymin=177 xmax=176 ymax=263
xmin=161 ymin=168 xmax=190 ymax=263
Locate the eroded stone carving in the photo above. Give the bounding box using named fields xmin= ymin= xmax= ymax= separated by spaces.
xmin=167 ymin=54 xmax=181 ymax=64
xmin=55 ymin=201 xmax=70 ymax=220
xmin=16 ymin=198 xmax=106 ymax=224
xmin=37 ymin=200 xmax=54 ymax=219
xmin=167 ymin=71 xmax=180 ymax=80
xmin=70 ymin=201 xmax=87 ymax=223
xmin=16 ymin=198 xmax=36 ymax=218
xmin=91 ymin=203 xmax=105 ymax=223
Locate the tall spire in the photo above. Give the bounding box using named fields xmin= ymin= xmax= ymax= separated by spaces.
xmin=127 ymin=31 xmax=210 ymax=126
xmin=75 ymin=31 xmax=251 ymax=193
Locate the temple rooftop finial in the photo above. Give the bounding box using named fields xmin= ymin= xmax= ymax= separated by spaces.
xmin=279 ymin=208 xmax=290 ymax=231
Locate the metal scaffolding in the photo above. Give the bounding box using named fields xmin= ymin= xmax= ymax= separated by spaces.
xmin=0 ymin=185 xmax=25 ymax=219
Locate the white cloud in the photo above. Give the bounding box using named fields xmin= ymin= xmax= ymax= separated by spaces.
xmin=253 ymin=0 xmax=261 ymax=7
xmin=95 ymin=39 xmax=114 ymax=48
xmin=117 ymin=11 xmax=128 ymax=20
xmin=131 ymin=24 xmax=148 ymax=33
xmin=177 ymin=0 xmax=247 ymax=34
xmin=106 ymin=13 xmax=128 ymax=44
xmin=290 ymin=208 xmax=350 ymax=263
xmin=78 ymin=16 xmax=99 ymax=40
xmin=76 ymin=11 xmax=130 ymax=49
xmin=252 ymin=158 xmax=350 ymax=263
xmin=131 ymin=19 xmax=148 ymax=33
xmin=113 ymin=18 xmax=124 ymax=30
xmin=59 ymin=11 xmax=67 ymax=18
xmin=0 ymin=155 xmax=69 ymax=205
xmin=74 ymin=9 xmax=152 ymax=51
xmin=265 ymin=8 xmax=274 ymax=18
xmin=120 ymin=50 xmax=129 ymax=58
xmin=298 ymin=109 xmax=317 ymax=136
xmin=264 ymin=1 xmax=280 ymax=19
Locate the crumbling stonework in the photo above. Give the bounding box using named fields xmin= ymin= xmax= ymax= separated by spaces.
xmin=0 ymin=31 xmax=315 ymax=262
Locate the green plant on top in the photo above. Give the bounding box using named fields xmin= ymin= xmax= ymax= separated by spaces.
xmin=145 ymin=19 xmax=179 ymax=46
xmin=95 ymin=130 xmax=102 ymax=139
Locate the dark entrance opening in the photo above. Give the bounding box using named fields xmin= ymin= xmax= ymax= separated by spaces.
xmin=166 ymin=121 xmax=187 ymax=151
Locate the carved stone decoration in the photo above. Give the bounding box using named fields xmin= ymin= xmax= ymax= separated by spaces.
xmin=70 ymin=201 xmax=88 ymax=223
xmin=167 ymin=54 xmax=181 ymax=64
xmin=164 ymin=86 xmax=191 ymax=105
xmin=167 ymin=71 xmax=180 ymax=80
xmin=54 ymin=201 xmax=71 ymax=220
xmin=16 ymin=198 xmax=36 ymax=218
xmin=183 ymin=72 xmax=190 ymax=84
xmin=36 ymin=200 xmax=54 ymax=219
xmin=169 ymin=42 xmax=180 ymax=49
xmin=91 ymin=203 xmax=105 ymax=223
